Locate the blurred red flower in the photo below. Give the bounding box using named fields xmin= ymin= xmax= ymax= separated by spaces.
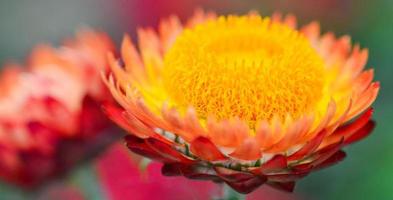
xmin=0 ymin=30 xmax=118 ymax=187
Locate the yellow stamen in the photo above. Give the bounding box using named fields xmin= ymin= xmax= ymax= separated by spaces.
xmin=159 ymin=15 xmax=327 ymax=127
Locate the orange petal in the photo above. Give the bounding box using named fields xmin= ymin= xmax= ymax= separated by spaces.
xmin=271 ymin=12 xmax=282 ymax=23
xmin=283 ymin=14 xmax=297 ymax=29
xmin=159 ymin=15 xmax=183 ymax=52
xmin=137 ymin=28 xmax=162 ymax=64
xmin=347 ymin=82 xmax=379 ymax=120
xmin=266 ymin=116 xmax=311 ymax=153
xmin=353 ymin=69 xmax=374 ymax=95
xmin=255 ymin=121 xmax=272 ymax=149
xmin=121 ymin=35 xmax=144 ymax=77
xmin=207 ymin=117 xmax=248 ymax=147
xmin=123 ymin=112 xmax=156 ymax=138
xmin=230 ymin=138 xmax=262 ymax=161
xmin=183 ymin=108 xmax=206 ymax=138
xmin=307 ymin=100 xmax=336 ymax=141
xmin=301 ymin=21 xmax=320 ymax=45
xmin=186 ymin=8 xmax=217 ymax=27
xmin=344 ymin=47 xmax=368 ymax=78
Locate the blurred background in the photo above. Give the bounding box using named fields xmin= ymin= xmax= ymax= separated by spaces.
xmin=0 ymin=0 xmax=392 ymax=199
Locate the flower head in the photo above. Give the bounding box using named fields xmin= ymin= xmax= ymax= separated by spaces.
xmin=0 ymin=30 xmax=116 ymax=186
xmin=104 ymin=10 xmax=379 ymax=193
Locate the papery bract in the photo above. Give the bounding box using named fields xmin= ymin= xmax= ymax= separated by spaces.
xmin=103 ymin=10 xmax=379 ymax=194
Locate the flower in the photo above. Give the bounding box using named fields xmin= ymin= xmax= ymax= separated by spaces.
xmin=0 ymin=30 xmax=117 ymax=187
xmin=103 ymin=10 xmax=379 ymax=194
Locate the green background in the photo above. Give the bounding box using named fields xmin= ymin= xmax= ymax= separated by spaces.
xmin=0 ymin=0 xmax=392 ymax=199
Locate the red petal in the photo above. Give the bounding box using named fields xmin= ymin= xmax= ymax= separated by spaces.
xmin=291 ymin=163 xmax=313 ymax=173
xmin=125 ymin=135 xmax=191 ymax=164
xmin=311 ymin=139 xmax=344 ymax=167
xmin=102 ymin=103 xmax=134 ymax=133
xmin=125 ymin=135 xmax=166 ymax=162
xmin=331 ymin=108 xmax=373 ymax=139
xmin=344 ymin=120 xmax=375 ymax=145
xmin=251 ymin=155 xmax=287 ymax=175
xmin=288 ymin=130 xmax=327 ymax=161
xmin=266 ymin=171 xmax=309 ymax=183
xmin=312 ymin=150 xmax=346 ymax=171
xmin=190 ymin=137 xmax=227 ymax=161
xmin=161 ymin=163 xmax=183 ymax=177
xmin=267 ymin=182 xmax=296 ymax=193
xmin=226 ymin=176 xmax=267 ymax=194
xmin=146 ymin=138 xmax=194 ymax=164
xmin=215 ymin=167 xmax=266 ymax=194
xmin=214 ymin=167 xmax=258 ymax=183
xmin=162 ymin=163 xmax=220 ymax=181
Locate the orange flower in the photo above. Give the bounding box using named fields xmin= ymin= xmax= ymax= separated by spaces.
xmin=103 ymin=10 xmax=379 ymax=194
xmin=0 ymin=30 xmax=116 ymax=186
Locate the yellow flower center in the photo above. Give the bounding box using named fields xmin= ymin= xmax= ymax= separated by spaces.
xmin=162 ymin=15 xmax=326 ymax=126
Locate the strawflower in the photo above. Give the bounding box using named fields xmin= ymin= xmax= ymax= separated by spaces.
xmin=0 ymin=30 xmax=117 ymax=186
xmin=103 ymin=10 xmax=379 ymax=194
